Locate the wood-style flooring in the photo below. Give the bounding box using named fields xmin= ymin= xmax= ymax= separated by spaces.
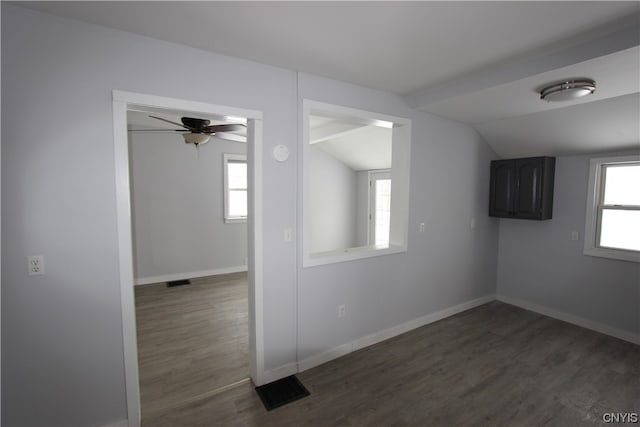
xmin=135 ymin=272 xmax=248 ymax=419
xmin=142 ymin=301 xmax=639 ymax=427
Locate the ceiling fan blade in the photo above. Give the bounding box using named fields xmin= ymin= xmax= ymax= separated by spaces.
xmin=128 ymin=129 xmax=187 ymax=132
xmin=203 ymin=123 xmax=247 ymax=134
xmin=149 ymin=115 xmax=188 ymax=129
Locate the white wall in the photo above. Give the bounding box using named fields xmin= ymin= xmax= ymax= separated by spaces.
xmin=497 ymin=152 xmax=640 ymax=337
xmin=297 ymin=73 xmax=500 ymax=365
xmin=2 ymin=6 xmax=500 ymax=426
xmin=308 ymin=145 xmax=358 ymax=253
xmin=2 ymin=6 xmax=297 ymax=426
xmin=129 ymin=132 xmax=247 ymax=283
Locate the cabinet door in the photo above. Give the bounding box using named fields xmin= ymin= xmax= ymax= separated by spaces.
xmin=489 ymin=160 xmax=515 ymax=217
xmin=514 ymin=158 xmax=544 ymax=218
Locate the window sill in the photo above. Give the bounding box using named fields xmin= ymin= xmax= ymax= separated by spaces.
xmin=584 ymin=247 xmax=640 ymax=263
xmin=304 ymin=244 xmax=407 ymax=268
xmin=225 ymin=218 xmax=247 ymax=224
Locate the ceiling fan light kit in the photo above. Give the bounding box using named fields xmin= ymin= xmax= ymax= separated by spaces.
xmin=539 ymin=79 xmax=596 ymax=102
xmin=183 ymin=133 xmax=211 ymax=146
xmin=130 ymin=115 xmax=247 ymax=147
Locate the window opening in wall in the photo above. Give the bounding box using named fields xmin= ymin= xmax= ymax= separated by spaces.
xmin=303 ymin=100 xmax=411 ymax=267
xmin=584 ymin=155 xmax=640 ymax=262
xmin=224 ymin=153 xmax=248 ymax=222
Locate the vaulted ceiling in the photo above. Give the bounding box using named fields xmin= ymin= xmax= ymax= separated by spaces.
xmin=20 ymin=1 xmax=640 ymax=158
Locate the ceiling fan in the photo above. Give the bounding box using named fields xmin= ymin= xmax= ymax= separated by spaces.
xmin=130 ymin=115 xmax=247 ymax=146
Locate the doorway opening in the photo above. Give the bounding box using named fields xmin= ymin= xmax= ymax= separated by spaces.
xmin=113 ymin=91 xmax=264 ymax=427
xmin=127 ymin=107 xmax=250 ymax=418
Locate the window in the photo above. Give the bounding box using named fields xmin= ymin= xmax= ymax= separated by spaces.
xmin=584 ymin=155 xmax=640 ymax=262
xmin=369 ymin=170 xmax=391 ymax=247
xmin=223 ymin=153 xmax=247 ymax=222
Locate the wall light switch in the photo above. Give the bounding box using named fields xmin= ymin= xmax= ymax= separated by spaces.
xmin=571 ymin=231 xmax=579 ymax=241
xmin=284 ymin=227 xmax=293 ymax=242
xmin=419 ymin=222 xmax=425 ymax=233
xmin=470 ymin=218 xmax=476 ymax=229
xmin=338 ymin=304 xmax=346 ymax=318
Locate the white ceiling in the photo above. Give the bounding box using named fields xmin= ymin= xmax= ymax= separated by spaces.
xmin=20 ymin=1 xmax=640 ymax=158
xmin=420 ymin=48 xmax=640 ymax=125
xmin=310 ymin=115 xmax=392 ymax=171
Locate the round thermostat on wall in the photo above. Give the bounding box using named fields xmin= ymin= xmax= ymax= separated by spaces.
xmin=272 ymin=144 xmax=289 ymax=162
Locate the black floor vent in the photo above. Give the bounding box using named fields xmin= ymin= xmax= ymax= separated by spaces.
xmin=255 ymin=375 xmax=310 ymax=411
xmin=166 ymin=279 xmax=191 ymax=287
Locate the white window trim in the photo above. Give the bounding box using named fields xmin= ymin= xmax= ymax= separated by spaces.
xmin=368 ymin=169 xmax=391 ymax=247
xmin=223 ymin=153 xmax=248 ymax=223
xmin=584 ymin=154 xmax=640 ymax=263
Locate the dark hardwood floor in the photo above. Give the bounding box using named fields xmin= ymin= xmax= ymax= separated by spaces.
xmin=142 ymin=301 xmax=639 ymax=426
xmin=135 ymin=272 xmax=249 ymax=419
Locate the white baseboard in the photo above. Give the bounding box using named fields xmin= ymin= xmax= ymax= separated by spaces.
xmin=101 ymin=420 xmax=128 ymax=427
xmin=260 ymin=362 xmax=299 ymax=385
xmin=134 ymin=265 xmax=248 ymax=286
xmin=298 ymin=294 xmax=495 ymax=372
xmin=497 ymin=294 xmax=640 ymax=345
xmin=297 ymin=342 xmax=354 ymax=373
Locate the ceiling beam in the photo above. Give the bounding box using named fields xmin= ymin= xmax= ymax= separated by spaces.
xmin=309 ymin=121 xmax=368 ymax=144
xmin=405 ymin=14 xmax=640 ymax=111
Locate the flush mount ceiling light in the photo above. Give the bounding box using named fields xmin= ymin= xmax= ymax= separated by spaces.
xmin=540 ymin=79 xmax=596 ymax=102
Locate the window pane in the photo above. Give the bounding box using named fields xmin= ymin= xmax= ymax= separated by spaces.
xmin=375 ymin=179 xmax=391 ymax=246
xmin=228 ymin=162 xmax=247 ymax=189
xmin=600 ymin=209 xmax=640 ymax=251
xmin=603 ymin=164 xmax=640 ymax=205
xmin=228 ymin=190 xmax=247 ymax=217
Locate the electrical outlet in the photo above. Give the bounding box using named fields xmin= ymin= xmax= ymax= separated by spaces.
xmin=338 ymin=304 xmax=346 ymax=318
xmin=28 ymin=255 xmax=45 ymax=276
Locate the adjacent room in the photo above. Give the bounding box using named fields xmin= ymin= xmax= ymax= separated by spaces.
xmin=127 ymin=109 xmax=250 ymax=417
xmin=2 ymin=2 xmax=638 ymax=427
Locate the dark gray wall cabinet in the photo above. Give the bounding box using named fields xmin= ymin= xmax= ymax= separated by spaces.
xmin=489 ymin=156 xmax=555 ymax=220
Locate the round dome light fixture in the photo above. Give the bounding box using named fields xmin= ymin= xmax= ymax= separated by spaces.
xmin=183 ymin=132 xmax=211 ymax=146
xmin=540 ymin=79 xmax=596 ymax=102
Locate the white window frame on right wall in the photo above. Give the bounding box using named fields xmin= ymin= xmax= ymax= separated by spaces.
xmin=223 ymin=153 xmax=248 ymax=223
xmin=368 ymin=169 xmax=392 ymax=247
xmin=584 ymin=154 xmax=640 ymax=263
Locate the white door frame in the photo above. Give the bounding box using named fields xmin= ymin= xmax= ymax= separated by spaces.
xmin=112 ymin=90 xmax=264 ymax=427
